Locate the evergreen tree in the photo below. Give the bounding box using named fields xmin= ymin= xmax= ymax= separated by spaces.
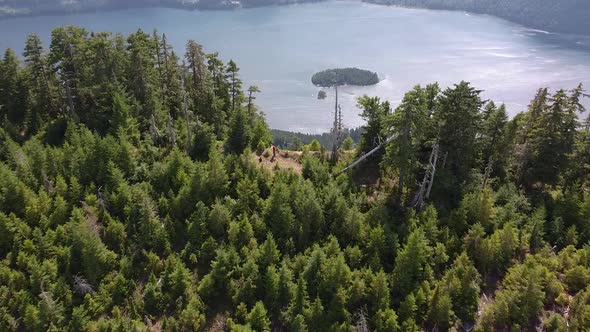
xmin=0 ymin=49 xmax=27 ymax=128
xmin=226 ymin=109 xmax=252 ymax=154
xmin=357 ymin=95 xmax=390 ymax=155
xmin=126 ymin=29 xmax=160 ymax=129
xmin=24 ymin=34 xmax=58 ymax=132
xmin=434 ymin=81 xmax=484 ymax=205
xmin=480 ymin=101 xmax=509 ymax=179
xmin=2 ymin=26 xmax=590 ymax=332
xmin=227 ymin=60 xmax=243 ymax=113
xmin=392 ymin=229 xmax=432 ymax=299
xmin=383 ymin=85 xmax=430 ymax=204
xmin=247 ymin=301 xmax=271 ymax=331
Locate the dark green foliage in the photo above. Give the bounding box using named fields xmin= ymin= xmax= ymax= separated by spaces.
xmin=226 ymin=109 xmax=252 ymax=154
xmin=357 ymin=95 xmax=390 ymax=155
xmin=302 ymin=154 xmax=330 ymax=186
xmin=2 ymin=25 xmax=590 ymax=332
xmin=247 ymin=301 xmax=271 ymax=331
xmin=190 ymin=122 xmax=216 ymax=161
xmin=434 ymin=81 xmax=484 ymax=206
xmin=392 ymin=229 xmax=432 ymax=299
xmin=311 ymin=68 xmax=379 ymax=87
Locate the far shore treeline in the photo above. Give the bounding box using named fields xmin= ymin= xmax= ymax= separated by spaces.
xmin=2 ymin=25 xmax=590 ymax=331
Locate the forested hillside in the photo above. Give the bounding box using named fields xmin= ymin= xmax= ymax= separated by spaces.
xmin=365 ymin=0 xmax=590 ymax=35
xmin=272 ymin=128 xmax=362 ymax=150
xmin=1 ymin=26 xmax=590 ymax=331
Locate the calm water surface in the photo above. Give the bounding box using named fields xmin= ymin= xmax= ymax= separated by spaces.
xmin=1 ymin=1 xmax=589 ymax=133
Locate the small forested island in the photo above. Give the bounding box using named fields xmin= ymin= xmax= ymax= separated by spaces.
xmin=311 ymin=67 xmax=379 ymax=87
xmin=2 ymin=25 xmax=590 ymax=331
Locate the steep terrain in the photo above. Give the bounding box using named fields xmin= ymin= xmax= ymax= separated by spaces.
xmin=1 ymin=26 xmax=590 ymax=331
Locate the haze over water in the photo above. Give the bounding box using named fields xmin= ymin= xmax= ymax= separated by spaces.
xmin=1 ymin=1 xmax=589 ymax=133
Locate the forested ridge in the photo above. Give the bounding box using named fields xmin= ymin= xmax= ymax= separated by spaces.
xmin=364 ymin=0 xmax=590 ymax=35
xmin=1 ymin=26 xmax=590 ymax=331
xmin=2 ymin=0 xmax=589 ymax=36
xmin=0 ymin=0 xmax=324 ymax=16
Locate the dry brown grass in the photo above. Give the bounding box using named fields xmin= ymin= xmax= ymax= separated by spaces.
xmin=253 ymin=148 xmax=303 ymax=174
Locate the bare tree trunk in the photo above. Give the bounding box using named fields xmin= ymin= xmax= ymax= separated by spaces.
xmin=332 ymin=85 xmax=339 ymax=162
xmin=248 ymin=90 xmax=253 ymax=115
xmin=482 ymin=156 xmax=493 ymax=189
xmin=425 ymin=144 xmax=439 ymax=200
xmin=413 ymin=142 xmax=439 ymax=210
xmin=64 ymin=79 xmax=79 ymax=121
xmin=167 ymin=113 xmax=176 ymax=147
xmin=231 ymin=72 xmax=237 ymax=113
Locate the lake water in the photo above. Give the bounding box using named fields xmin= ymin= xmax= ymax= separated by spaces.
xmin=1 ymin=1 xmax=590 ymax=133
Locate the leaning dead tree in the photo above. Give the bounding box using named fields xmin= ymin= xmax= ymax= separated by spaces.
xmin=149 ymin=114 xmax=161 ymax=144
xmin=167 ymin=112 xmax=176 ymax=147
xmin=336 ymin=131 xmax=442 ymax=212
xmin=412 ymin=141 xmax=440 ymax=210
xmin=482 ymin=156 xmax=493 ymax=189
xmin=180 ymin=62 xmax=192 ymax=154
xmin=64 ymin=77 xmax=79 ymax=122
xmin=337 ymin=133 xmax=399 ymax=175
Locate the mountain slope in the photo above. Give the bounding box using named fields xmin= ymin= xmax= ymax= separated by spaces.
xmin=364 ymin=0 xmax=590 ymax=35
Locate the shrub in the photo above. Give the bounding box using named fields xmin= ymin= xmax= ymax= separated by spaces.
xmin=342 ymin=136 xmax=354 ymax=150
xmin=256 ymin=140 xmax=266 ymax=155
xmin=309 ymin=139 xmax=321 ymax=152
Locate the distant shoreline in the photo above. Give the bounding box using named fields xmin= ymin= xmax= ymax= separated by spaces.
xmin=1 ymin=0 xmax=588 ymax=36
xmin=0 ymin=0 xmax=325 ymax=20
xmin=361 ymin=0 xmax=590 ymax=36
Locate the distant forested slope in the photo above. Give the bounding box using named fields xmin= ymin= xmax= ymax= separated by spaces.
xmin=0 ymin=0 xmax=324 ymax=16
xmin=0 ymin=0 xmax=207 ymax=15
xmin=2 ymin=0 xmax=589 ymax=35
xmin=364 ymin=0 xmax=590 ymax=35
xmin=272 ymin=128 xmax=363 ymax=149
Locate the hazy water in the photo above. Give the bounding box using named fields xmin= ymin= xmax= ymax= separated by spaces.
xmin=1 ymin=1 xmax=590 ymax=133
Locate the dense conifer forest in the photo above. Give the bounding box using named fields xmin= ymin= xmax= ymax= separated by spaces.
xmin=1 ymin=26 xmax=590 ymax=331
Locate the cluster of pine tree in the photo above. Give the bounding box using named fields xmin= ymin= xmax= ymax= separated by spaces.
xmin=1 ymin=26 xmax=590 ymax=331
xmin=311 ymin=68 xmax=379 ymax=88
